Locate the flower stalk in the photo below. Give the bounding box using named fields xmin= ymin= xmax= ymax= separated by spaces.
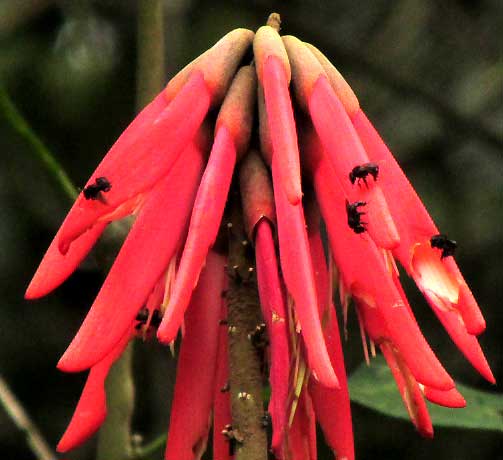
xmin=226 ymin=204 xmax=268 ymax=460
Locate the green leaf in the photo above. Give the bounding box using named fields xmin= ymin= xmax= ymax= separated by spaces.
xmin=348 ymin=356 xmax=503 ymax=432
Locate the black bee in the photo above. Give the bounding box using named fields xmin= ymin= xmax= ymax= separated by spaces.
xmin=135 ymin=307 xmax=149 ymax=330
xmin=349 ymin=162 xmax=379 ymax=188
xmin=430 ymin=234 xmax=457 ymax=259
xmin=150 ymin=309 xmax=163 ymax=328
xmin=248 ymin=323 xmax=268 ymax=350
xmin=83 ymin=176 xmax=112 ymax=200
xmin=346 ymin=200 xmax=367 ymax=234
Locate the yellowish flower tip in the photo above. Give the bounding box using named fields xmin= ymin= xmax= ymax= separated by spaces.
xmin=412 ymin=242 xmax=460 ymax=304
xmin=282 ymin=35 xmax=326 ymax=110
xmin=164 ymin=28 xmax=254 ymax=105
xmin=266 ymin=12 xmax=281 ymax=31
xmin=304 ymin=42 xmax=360 ymax=117
xmin=254 ymin=25 xmax=291 ymax=84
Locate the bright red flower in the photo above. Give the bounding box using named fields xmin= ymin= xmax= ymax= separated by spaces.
xmin=26 ymin=15 xmax=494 ymax=460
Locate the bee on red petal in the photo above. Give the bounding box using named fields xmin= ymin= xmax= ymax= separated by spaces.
xmin=430 ymin=234 xmax=457 ymax=259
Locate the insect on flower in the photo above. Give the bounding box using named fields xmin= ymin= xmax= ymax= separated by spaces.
xmin=349 ymin=162 xmax=379 ymax=187
xmin=25 ymin=12 xmax=495 ymax=460
xmin=82 ymin=176 xmax=112 ymax=200
xmin=430 ymin=233 xmax=457 ymax=259
xmin=346 ymin=200 xmax=367 ymax=234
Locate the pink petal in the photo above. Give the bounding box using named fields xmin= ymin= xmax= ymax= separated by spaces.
xmin=165 ymin=251 xmax=226 ymax=460
xmin=57 ymin=71 xmax=211 ymax=253
xmin=381 ymin=343 xmax=433 ymax=438
xmin=271 ymin=157 xmax=339 ymax=389
xmin=255 ymin=219 xmax=290 ymax=452
xmin=308 ymin=75 xmax=399 ymax=249
xmin=213 ymin=301 xmax=232 ymax=460
xmin=58 ymin=141 xmax=205 ymax=372
xmin=263 ymin=55 xmax=303 ymax=205
xmin=444 ymin=259 xmax=486 ymax=335
xmin=157 ymin=125 xmax=236 ymax=343
xmin=307 ymin=208 xmax=354 ymax=460
xmin=352 ymin=109 xmax=486 ymax=336
xmin=423 ymin=386 xmax=466 ymax=408
xmin=25 ymin=222 xmax=106 ymax=299
xmin=307 ymin=138 xmax=453 ymax=391
xmin=57 ymin=328 xmax=133 ymax=452
xmin=422 ymin=290 xmax=495 ymax=383
xmin=285 ymin=388 xmax=317 ymax=460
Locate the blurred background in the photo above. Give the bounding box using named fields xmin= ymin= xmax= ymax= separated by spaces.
xmin=0 ymin=0 xmax=501 ymax=459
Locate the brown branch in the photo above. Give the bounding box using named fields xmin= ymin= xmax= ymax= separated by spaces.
xmin=226 ymin=205 xmax=268 ymax=460
xmin=136 ymin=0 xmax=166 ymax=109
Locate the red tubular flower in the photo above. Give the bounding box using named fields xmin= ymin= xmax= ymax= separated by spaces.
xmin=303 ymin=125 xmax=454 ymax=391
xmin=352 ymin=110 xmax=486 ymax=335
xmin=306 ymin=201 xmax=354 ymax=460
xmin=157 ymin=65 xmax=256 ymax=344
xmin=57 ymin=327 xmax=133 ymax=452
xmin=254 ymin=25 xmax=303 ymax=206
xmin=26 ymin=15 xmax=494 ymax=459
xmin=286 ymin=388 xmax=317 ymax=460
xmin=164 ymin=251 xmax=226 ymax=460
xmin=283 ymin=35 xmax=400 ymax=251
xmin=58 ymin=137 xmax=207 ymax=372
xmin=212 ymin=301 xmax=232 ymax=460
xmin=240 ymin=151 xmax=291 ymax=453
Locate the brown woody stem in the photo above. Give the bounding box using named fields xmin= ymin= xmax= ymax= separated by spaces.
xmin=226 ymin=205 xmax=268 ymax=460
xmin=136 ymin=0 xmax=165 ymax=108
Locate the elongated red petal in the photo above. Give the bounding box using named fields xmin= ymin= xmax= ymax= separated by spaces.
xmin=307 ymin=209 xmax=354 ymax=460
xmin=285 ymin=388 xmax=317 ymax=460
xmin=213 ymin=301 xmax=232 ymax=460
xmin=423 ymin=386 xmax=466 ymax=408
xmin=444 ymin=259 xmax=486 ymax=335
xmin=56 ymin=328 xmax=132 ymax=452
xmin=272 ymin=158 xmax=339 ymax=389
xmin=165 ymin=251 xmax=226 ymax=460
xmin=25 ymin=222 xmax=106 ymax=299
xmin=422 ymin=290 xmax=495 ymax=383
xmin=381 ymin=343 xmax=433 ymax=438
xmin=58 ymin=71 xmax=211 ymax=253
xmin=308 ymin=75 xmax=399 ymax=249
xmin=263 ymin=55 xmax=303 ymax=205
xmin=58 ymin=141 xmax=205 ymax=372
xmin=157 ymin=125 xmax=236 ymax=343
xmin=307 ymin=138 xmax=453 ymax=391
xmin=352 ymin=109 xmax=486 ymax=336
xmin=255 ymin=219 xmax=290 ymax=451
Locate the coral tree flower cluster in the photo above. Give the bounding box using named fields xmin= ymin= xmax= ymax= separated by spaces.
xmin=26 ymin=15 xmax=494 ymax=460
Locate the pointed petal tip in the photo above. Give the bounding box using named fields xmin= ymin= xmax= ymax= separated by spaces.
xmin=314 ymin=368 xmax=341 ymax=390
xmin=481 ymin=366 xmax=496 ymax=385
xmin=57 ymin=354 xmax=92 ymax=374
xmin=24 ymin=283 xmax=42 ymax=300
xmin=424 ymin=386 xmax=467 ymax=408
xmin=156 ymin=326 xmax=176 ymax=345
xmin=419 ymin=425 xmax=434 ymax=439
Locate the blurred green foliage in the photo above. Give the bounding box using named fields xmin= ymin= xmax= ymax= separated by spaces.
xmin=0 ymin=1 xmax=501 ymax=459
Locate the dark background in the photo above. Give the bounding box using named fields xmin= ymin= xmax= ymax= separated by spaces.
xmin=0 ymin=0 xmax=501 ymax=459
